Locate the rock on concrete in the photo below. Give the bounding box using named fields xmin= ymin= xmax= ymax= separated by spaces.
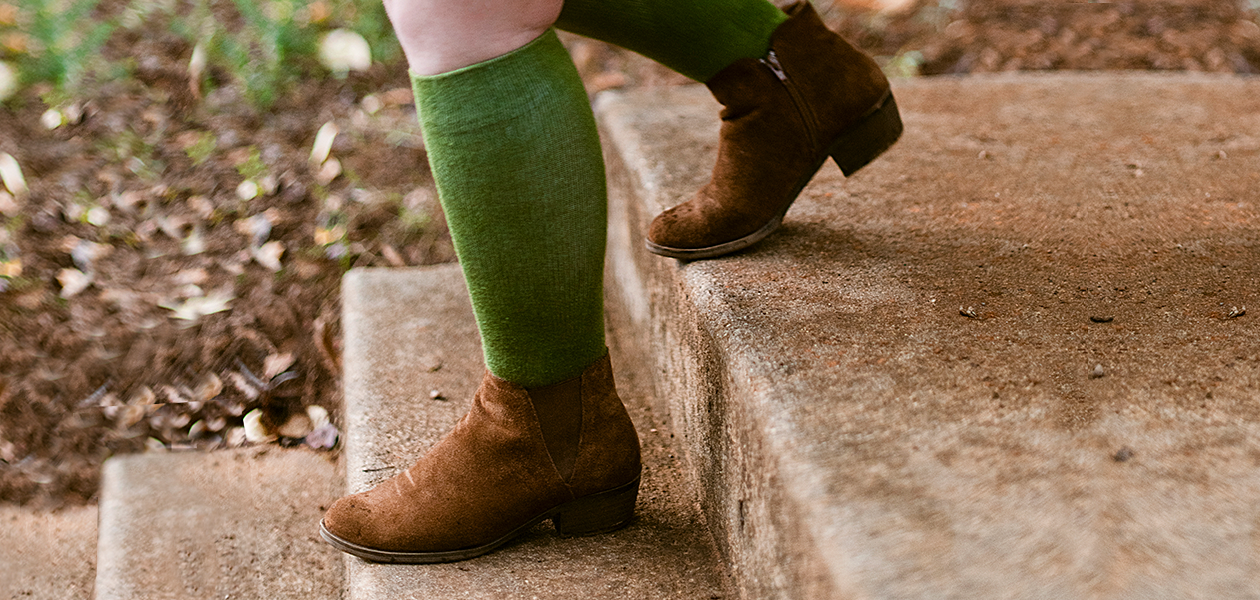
xmin=597 ymin=73 xmax=1260 ymax=599
xmin=0 ymin=505 xmax=97 ymax=599
xmin=340 ymin=266 xmax=729 ymax=600
xmin=95 ymin=447 xmax=341 ymax=600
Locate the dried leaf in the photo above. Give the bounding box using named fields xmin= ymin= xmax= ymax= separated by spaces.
xmin=236 ymin=212 xmax=273 ymax=246
xmin=56 ymin=268 xmax=93 ymax=298
xmin=0 ymin=258 xmax=20 ymax=278
xmin=225 ymin=427 xmax=247 ymax=448
xmin=188 ymin=420 xmax=208 ymax=439
xmin=41 ymin=109 xmax=63 ymax=130
xmin=310 ymin=121 xmax=338 ymax=166
xmin=129 ymin=386 xmax=157 ymax=407
xmin=314 ymin=157 xmax=342 ymax=185
xmin=263 ymin=352 xmax=296 ymax=380
xmin=0 ymin=60 xmax=15 ymax=103
xmin=0 ymin=152 xmax=27 ymax=197
xmin=0 ymin=190 xmax=17 ymax=216
xmin=305 ymin=424 xmax=339 ymax=450
xmin=314 ymin=223 xmax=346 ymax=246
xmin=186 ymin=195 xmax=214 ymax=219
xmin=159 ymin=290 xmax=234 ymax=321
xmin=243 ymin=409 xmax=277 ymax=443
xmin=86 ymin=206 xmax=110 ymax=226
xmin=160 ymin=385 xmax=188 ymax=404
xmin=306 ymin=405 xmax=330 ymax=429
xmin=181 ymin=226 xmax=205 ymax=255
xmin=226 ymin=371 xmax=260 ymax=401
xmin=252 ymin=241 xmax=285 ymax=271
xmin=116 ymin=405 xmax=147 ymax=428
xmin=188 ymin=42 xmax=207 ymax=98
xmin=172 ymin=267 xmax=209 ymax=286
xmin=236 ymin=180 xmax=259 ymax=201
xmin=278 ymin=412 xmax=313 ymax=438
xmin=319 ymin=29 xmax=371 ymax=74
xmin=194 ymin=372 xmax=223 ymax=401
xmin=70 ymin=239 xmax=109 ymax=270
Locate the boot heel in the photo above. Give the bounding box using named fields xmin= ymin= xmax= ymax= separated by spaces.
xmin=552 ymin=477 xmax=640 ymax=536
xmin=830 ymin=93 xmax=903 ymax=177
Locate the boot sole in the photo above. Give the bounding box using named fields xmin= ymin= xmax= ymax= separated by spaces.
xmin=646 ymin=92 xmax=903 ymax=261
xmin=319 ymin=476 xmax=640 ymax=564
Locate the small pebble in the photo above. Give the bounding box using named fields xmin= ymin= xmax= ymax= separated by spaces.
xmin=1113 ymin=447 xmax=1134 ymax=462
xmin=1090 ymin=364 xmax=1105 ymax=379
xmin=429 ymin=389 xmax=445 ymax=401
xmin=1228 ymin=306 xmax=1245 ymax=319
xmin=960 ymin=306 xmax=979 ymax=319
xmin=1089 ymin=315 xmax=1113 ymax=323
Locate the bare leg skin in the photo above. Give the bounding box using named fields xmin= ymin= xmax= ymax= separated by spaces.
xmin=382 ymin=0 xmax=564 ymax=75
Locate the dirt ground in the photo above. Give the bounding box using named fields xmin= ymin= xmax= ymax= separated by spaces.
xmin=1 ymin=0 xmax=1258 ymax=507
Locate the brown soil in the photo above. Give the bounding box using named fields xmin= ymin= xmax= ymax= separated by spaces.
xmin=1 ymin=0 xmax=1257 ymax=507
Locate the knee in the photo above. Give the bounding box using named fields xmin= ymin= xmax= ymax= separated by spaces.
xmin=384 ymin=0 xmax=563 ymax=75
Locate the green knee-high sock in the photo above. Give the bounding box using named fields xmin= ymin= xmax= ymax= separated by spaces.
xmin=556 ymin=0 xmax=788 ymax=82
xmin=412 ymin=30 xmax=607 ymax=388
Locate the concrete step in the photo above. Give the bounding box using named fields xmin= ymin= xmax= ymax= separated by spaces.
xmin=596 ymin=73 xmax=1260 ymax=599
xmin=94 ymin=447 xmax=341 ymax=600
xmin=339 ymin=266 xmax=729 ymax=600
xmin=0 ymin=505 xmax=97 ymax=599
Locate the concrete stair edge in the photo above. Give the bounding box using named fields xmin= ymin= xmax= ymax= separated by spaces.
xmin=598 ymin=85 xmax=848 ymax=599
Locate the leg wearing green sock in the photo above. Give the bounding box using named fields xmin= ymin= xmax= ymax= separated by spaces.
xmin=555 ymin=0 xmax=787 ymax=82
xmin=412 ymin=30 xmax=607 ymax=387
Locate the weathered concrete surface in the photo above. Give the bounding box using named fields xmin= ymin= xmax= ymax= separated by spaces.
xmin=0 ymin=505 xmax=96 ymax=599
xmin=95 ymin=448 xmax=341 ymax=600
xmin=597 ymin=73 xmax=1260 ymax=599
xmin=340 ymin=266 xmax=729 ymax=599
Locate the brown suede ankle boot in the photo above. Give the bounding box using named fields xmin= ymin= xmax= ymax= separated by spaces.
xmin=319 ymin=353 xmax=641 ymax=563
xmin=645 ymin=1 xmax=902 ymax=260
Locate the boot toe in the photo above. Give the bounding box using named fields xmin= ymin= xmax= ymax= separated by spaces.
xmin=649 ymin=199 xmax=756 ymax=250
xmin=322 ymin=491 xmax=381 ymax=547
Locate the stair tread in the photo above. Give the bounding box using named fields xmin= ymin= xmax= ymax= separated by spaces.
xmin=95 ymin=447 xmax=341 ymax=600
xmin=0 ymin=504 xmax=96 ymax=599
xmin=597 ymin=74 xmax=1260 ymax=598
xmin=340 ymin=266 xmax=728 ymax=600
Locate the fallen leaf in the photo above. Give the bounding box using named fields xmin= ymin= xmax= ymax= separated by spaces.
xmin=86 ymin=206 xmax=110 ymax=226
xmin=236 ymin=212 xmax=274 ymax=246
xmin=305 ymin=424 xmax=339 ymax=450
xmin=0 ymin=258 xmax=21 ymax=278
xmin=41 ymin=108 xmax=64 ymax=130
xmin=278 ymin=412 xmax=313 ymax=438
xmin=0 ymin=152 xmax=27 ymax=197
xmin=243 ymin=409 xmax=277 ymax=443
xmin=310 ymin=121 xmax=338 ymax=166
xmin=0 ymin=60 xmax=15 ymax=103
xmin=159 ymin=290 xmax=234 ymax=321
xmin=314 ymin=157 xmax=342 ymax=185
xmin=306 ymin=405 xmax=330 ymax=429
xmin=225 ymin=427 xmax=247 ymax=448
xmin=236 ymin=179 xmax=259 ymax=200
xmin=319 ymin=29 xmax=371 ymax=74
xmin=252 ymin=240 xmax=285 ymax=271
xmin=263 ymin=352 xmax=296 ymax=380
xmin=57 ymin=268 xmax=93 ymax=298
xmin=0 ymin=191 xmax=17 ymax=216
xmin=181 ymin=226 xmax=205 ymax=255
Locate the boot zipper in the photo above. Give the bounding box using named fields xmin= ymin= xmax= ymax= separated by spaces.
xmin=760 ymin=49 xmax=820 ymax=152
